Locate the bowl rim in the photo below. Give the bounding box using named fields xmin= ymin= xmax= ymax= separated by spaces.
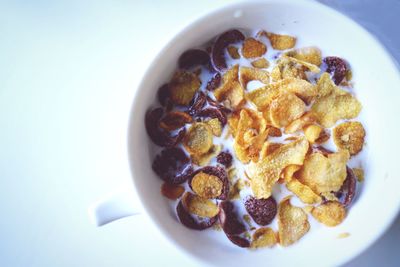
xmin=127 ymin=0 xmax=400 ymax=266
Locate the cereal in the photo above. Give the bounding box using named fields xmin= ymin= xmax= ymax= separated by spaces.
xmin=211 ymin=29 xmax=245 ymax=71
xmin=333 ymin=121 xmax=365 ymax=155
xmin=324 ymin=56 xmax=349 ymax=85
xmin=145 ymin=108 xmax=186 ymax=147
xmin=284 ymin=112 xmax=317 ymax=134
xmin=297 ymin=150 xmax=349 ymax=194
xmin=182 ymin=192 xmax=219 ymax=218
xmin=227 ymin=46 xmax=240 ymax=59
xmin=146 ymin=28 xmax=366 ymax=250
xmin=219 ymin=201 xmax=246 ymax=235
xmin=239 ymin=66 xmax=270 ymax=88
xmin=213 ymin=65 xmax=245 ymax=109
xmin=303 ymin=124 xmax=323 ymax=143
xmin=246 ymin=137 xmax=309 ymax=199
xmin=244 ymin=196 xmax=277 ymax=225
xmin=159 ymin=111 xmax=193 ymax=131
xmin=285 ymin=46 xmax=322 ymax=66
xmin=206 ymin=118 xmax=223 ymax=137
xmin=242 ymin=38 xmax=267 ymax=58
xmin=161 ymin=183 xmax=185 ymax=200
xmin=278 ymin=197 xmax=310 ymax=247
xmin=152 ymin=147 xmax=193 ymax=185
xmin=251 ymin=58 xmax=270 ymax=68
xmin=217 ymin=151 xmax=233 ymax=167
xmin=251 ymin=227 xmax=277 ymax=248
xmin=183 ymin=122 xmax=213 ymax=155
xmin=312 ymin=92 xmax=362 ymax=128
xmin=264 ymin=32 xmax=297 ymax=50
xmin=286 ymin=178 xmax=322 ymax=204
xmin=178 ymin=49 xmax=210 ymax=69
xmin=269 ymin=92 xmax=306 ymax=128
xmin=176 ymin=199 xmax=218 ymax=230
xmin=311 ymin=201 xmax=346 ymax=227
xmin=169 ymin=71 xmax=201 ymax=105
xmin=191 ymin=172 xmax=223 ymax=199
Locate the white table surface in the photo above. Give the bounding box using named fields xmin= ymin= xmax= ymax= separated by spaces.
xmin=1 ymin=0 xmax=399 ymax=266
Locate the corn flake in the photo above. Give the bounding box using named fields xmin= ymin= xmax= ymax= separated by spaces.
xmin=240 ymin=66 xmax=270 ymax=88
xmin=284 ymin=112 xmax=317 ymax=134
xmin=312 ymin=92 xmax=362 ymax=128
xmin=282 ymin=164 xmax=301 ymax=183
xmin=278 ymin=197 xmax=310 ymax=246
xmin=286 ymin=178 xmax=322 ymax=204
xmin=251 ymin=58 xmax=270 ymax=68
xmin=304 ymin=124 xmax=323 ymax=143
xmin=285 ymin=47 xmax=322 ymax=66
xmin=311 ymin=201 xmax=346 ymax=227
xmin=242 ymin=38 xmax=267 ymax=58
xmin=353 ymin=168 xmax=364 ymax=182
xmin=297 ymin=150 xmax=350 ymax=194
xmin=265 ymin=32 xmax=297 ymax=50
xmin=247 ymin=138 xmax=309 ymax=199
xmin=333 ymin=121 xmax=365 ymax=155
xmin=270 ymin=92 xmax=306 ymax=128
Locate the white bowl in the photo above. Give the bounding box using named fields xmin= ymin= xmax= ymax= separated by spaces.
xmin=124 ymin=0 xmax=400 ymax=266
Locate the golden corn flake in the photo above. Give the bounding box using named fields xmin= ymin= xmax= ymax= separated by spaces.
xmin=169 ymin=70 xmax=201 ymax=105
xmin=214 ymin=81 xmax=245 ymax=110
xmin=265 ymin=32 xmax=297 ymax=50
xmin=161 ymin=183 xmax=185 ymax=200
xmin=333 ymin=121 xmax=365 ymax=155
xmin=315 ymin=130 xmax=330 ymax=144
xmin=206 ymin=118 xmax=223 ymax=137
xmin=214 ymin=65 xmax=245 ymax=109
xmin=270 ymin=92 xmax=306 ymax=128
xmin=246 ymin=84 xmax=280 ymax=111
xmin=321 ymin=192 xmax=339 ymax=202
xmin=227 ymin=45 xmax=240 ymax=59
xmin=247 ymin=137 xmax=309 ymax=199
xmin=286 ymin=178 xmax=322 ymax=204
xmin=283 ymin=55 xmax=320 ymax=73
xmin=312 ymin=92 xmax=362 ymax=128
xmin=297 ymin=150 xmax=349 ymax=194
xmin=311 ymin=201 xmax=346 ymax=227
xmin=272 ymin=57 xmax=307 ymax=81
xmin=242 ymin=38 xmax=267 ymax=58
xmin=282 ymin=164 xmax=301 ymax=183
xmin=251 ymin=58 xmax=270 ymax=69
xmin=159 ymin=111 xmax=193 ymax=131
xmin=183 ymin=122 xmax=213 ymax=155
xmin=278 ymin=78 xmax=318 ymax=103
xmin=191 ymin=171 xmax=223 ymax=199
xmin=182 ymin=192 xmax=219 ymax=218
xmin=267 ymin=126 xmax=282 ymax=137
xmin=278 ymin=197 xmax=310 ymax=247
xmin=338 ymin=232 xmax=351 ymax=239
xmin=285 ymin=112 xmax=317 ymax=134
xmin=304 ymin=124 xmax=323 ymax=143
xmin=192 ymin=144 xmax=221 ymax=166
xmin=259 ymin=142 xmax=283 ymax=160
xmin=236 ymin=109 xmax=266 ymax=147
xmin=227 ymin=111 xmax=240 ymax=137
xmin=251 ymin=227 xmax=277 ymax=248
xmin=353 ymin=168 xmax=364 ymax=182
xmin=285 ymin=47 xmax=322 ymax=66
xmin=317 ymin=72 xmax=336 ymax=97
xmin=234 ymin=140 xmax=251 ymax=164
xmin=240 ymin=66 xmax=270 ymax=88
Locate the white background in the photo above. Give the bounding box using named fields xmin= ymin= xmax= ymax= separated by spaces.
xmin=1 ymin=0 xmax=399 ymax=266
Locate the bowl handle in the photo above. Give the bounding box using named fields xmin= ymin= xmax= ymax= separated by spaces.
xmin=88 ymin=188 xmax=142 ymax=226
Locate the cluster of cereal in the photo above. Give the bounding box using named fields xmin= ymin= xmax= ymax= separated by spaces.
xmin=145 ymin=29 xmax=365 ymax=248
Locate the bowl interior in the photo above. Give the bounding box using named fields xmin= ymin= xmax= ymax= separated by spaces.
xmin=128 ymin=0 xmax=400 ymax=266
